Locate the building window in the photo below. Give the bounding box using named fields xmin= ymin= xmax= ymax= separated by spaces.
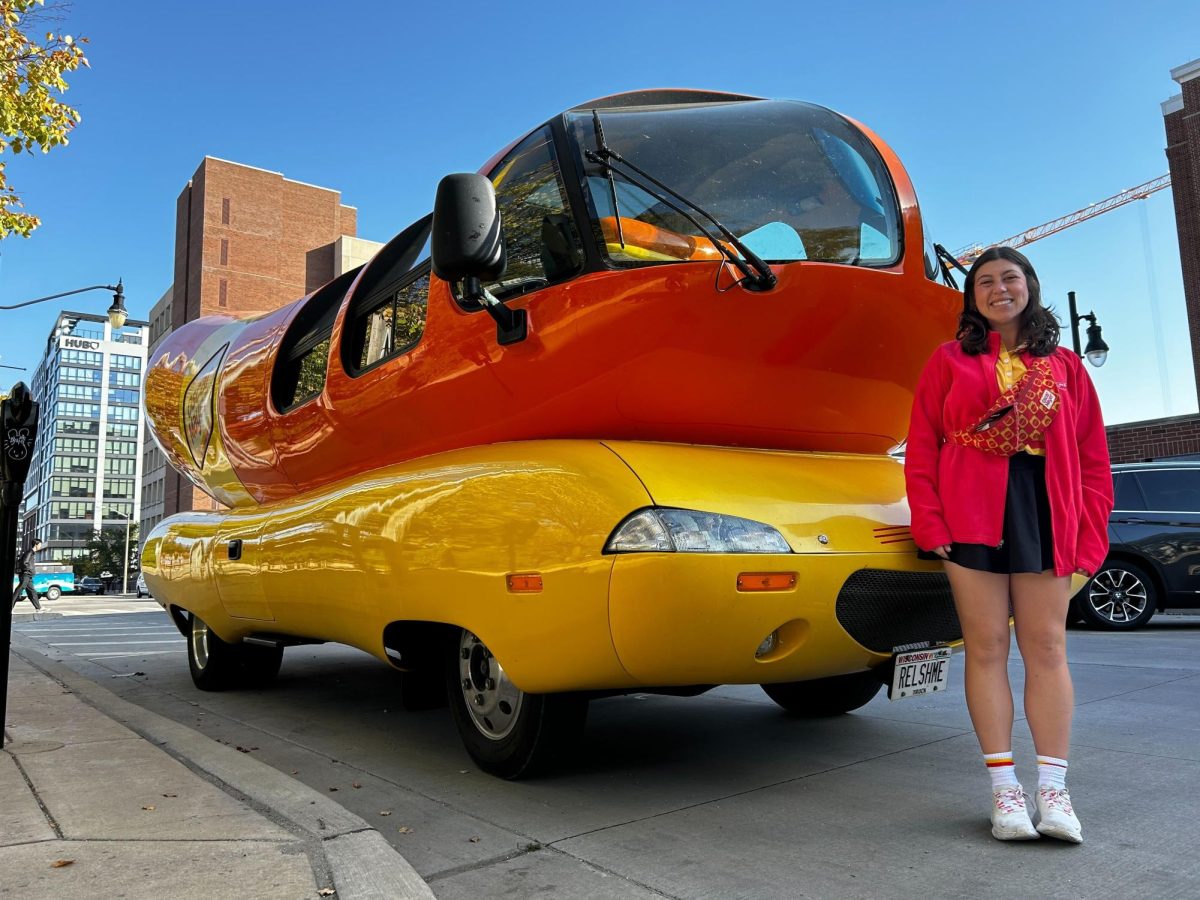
xmin=220 ymin=239 xmax=229 ymax=266
xmin=106 ymin=422 xmax=138 ymax=439
xmin=61 ymin=349 xmax=102 ymax=366
xmin=54 ymin=437 xmax=98 ymax=454
xmin=219 ymin=279 xmax=228 ymax=308
xmin=221 ymin=197 xmax=230 ymax=224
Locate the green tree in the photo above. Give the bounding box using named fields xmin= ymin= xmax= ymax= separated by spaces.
xmin=67 ymin=524 xmax=138 ymax=583
xmin=0 ymin=0 xmax=88 ymax=238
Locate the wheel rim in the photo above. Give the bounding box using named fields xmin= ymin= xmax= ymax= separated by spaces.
xmin=1088 ymin=568 xmax=1149 ymax=623
xmin=457 ymin=630 xmax=523 ymax=740
xmin=191 ymin=617 xmax=210 ymax=670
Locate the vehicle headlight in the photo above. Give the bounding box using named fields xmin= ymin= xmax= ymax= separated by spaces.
xmin=604 ymin=508 xmax=792 ymax=554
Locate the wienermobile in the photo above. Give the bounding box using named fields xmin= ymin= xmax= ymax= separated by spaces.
xmin=143 ymin=90 xmax=966 ymax=777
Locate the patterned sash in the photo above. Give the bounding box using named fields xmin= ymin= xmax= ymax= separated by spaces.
xmin=947 ymin=357 xmax=1060 ymax=457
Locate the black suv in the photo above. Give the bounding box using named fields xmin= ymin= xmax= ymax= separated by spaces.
xmin=1074 ymin=460 xmax=1200 ymax=629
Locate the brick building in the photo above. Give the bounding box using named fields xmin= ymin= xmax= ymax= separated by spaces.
xmin=147 ymin=157 xmax=381 ymax=527
xmin=1108 ymin=58 xmax=1200 ymax=462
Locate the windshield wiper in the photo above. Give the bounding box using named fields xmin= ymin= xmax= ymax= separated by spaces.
xmin=585 ymin=111 xmax=777 ymax=292
xmin=933 ymin=243 xmax=969 ymax=290
xmin=593 ymin=111 xmax=625 ymax=250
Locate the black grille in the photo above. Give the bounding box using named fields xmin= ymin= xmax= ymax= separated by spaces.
xmin=835 ymin=569 xmax=962 ymax=653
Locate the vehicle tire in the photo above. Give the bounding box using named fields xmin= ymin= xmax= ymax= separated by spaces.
xmin=446 ymin=629 xmax=588 ymax=779
xmin=187 ymin=612 xmax=242 ymax=691
xmin=240 ymin=643 xmax=284 ymax=687
xmin=45 ymin=585 xmax=62 ymax=602
xmin=761 ymin=671 xmax=883 ymax=716
xmin=1079 ymin=561 xmax=1158 ymax=630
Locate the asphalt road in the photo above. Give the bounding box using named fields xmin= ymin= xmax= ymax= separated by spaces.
xmin=12 ymin=607 xmax=1200 ymax=899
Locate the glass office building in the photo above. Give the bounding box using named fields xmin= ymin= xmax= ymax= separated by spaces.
xmin=25 ymin=310 xmax=149 ymax=564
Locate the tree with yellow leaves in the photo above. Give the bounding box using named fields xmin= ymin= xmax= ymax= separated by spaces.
xmin=0 ymin=0 xmax=88 ymax=238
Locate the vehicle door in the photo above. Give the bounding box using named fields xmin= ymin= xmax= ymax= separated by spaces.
xmin=212 ymin=518 xmax=273 ymax=621
xmin=1117 ymin=468 xmax=1200 ymax=603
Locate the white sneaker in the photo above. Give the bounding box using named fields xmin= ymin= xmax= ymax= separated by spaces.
xmin=1035 ymin=787 xmax=1083 ymax=844
xmin=991 ymin=784 xmax=1039 ymax=840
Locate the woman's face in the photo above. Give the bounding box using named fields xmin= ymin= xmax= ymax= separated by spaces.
xmin=971 ymin=258 xmax=1029 ymax=332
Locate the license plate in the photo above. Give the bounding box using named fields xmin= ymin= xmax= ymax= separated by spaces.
xmin=888 ymin=646 xmax=952 ymax=700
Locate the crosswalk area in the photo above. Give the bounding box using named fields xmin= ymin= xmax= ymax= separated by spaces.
xmin=14 ymin=595 xmax=167 ymax=618
xmin=14 ymin=606 xmax=184 ymax=662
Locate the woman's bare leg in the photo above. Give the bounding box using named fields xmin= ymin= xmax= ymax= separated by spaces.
xmin=944 ymin=561 xmax=1016 ymax=754
xmin=1010 ymin=571 xmax=1074 ymax=758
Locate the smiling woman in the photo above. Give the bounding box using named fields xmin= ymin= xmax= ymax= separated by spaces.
xmin=906 ymin=245 xmax=1112 ymax=844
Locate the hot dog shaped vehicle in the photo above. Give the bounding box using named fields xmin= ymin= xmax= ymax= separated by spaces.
xmin=142 ymin=90 xmax=962 ymax=777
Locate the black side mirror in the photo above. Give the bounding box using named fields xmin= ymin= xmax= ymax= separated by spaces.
xmin=432 ymin=174 xmax=506 ymax=283
xmin=432 ymin=173 xmax=527 ymax=346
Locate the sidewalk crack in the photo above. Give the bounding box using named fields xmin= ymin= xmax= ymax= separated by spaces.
xmin=8 ymin=752 xmax=64 ymax=839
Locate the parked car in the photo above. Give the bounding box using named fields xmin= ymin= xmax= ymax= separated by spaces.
xmin=135 ymin=572 xmax=150 ymax=598
xmin=1074 ymin=460 xmax=1200 ymax=629
xmin=77 ymin=576 xmax=106 ymax=595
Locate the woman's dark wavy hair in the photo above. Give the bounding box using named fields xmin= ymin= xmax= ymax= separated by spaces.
xmin=957 ymin=246 xmax=1060 ymax=356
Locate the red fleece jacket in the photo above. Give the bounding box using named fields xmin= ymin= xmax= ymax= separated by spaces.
xmin=905 ymin=333 xmax=1113 ymax=577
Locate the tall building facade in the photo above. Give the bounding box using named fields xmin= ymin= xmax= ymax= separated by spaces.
xmin=148 ymin=156 xmax=379 ymax=521
xmin=1107 ymin=57 xmax=1200 ymax=462
xmin=25 ymin=310 xmax=149 ymax=564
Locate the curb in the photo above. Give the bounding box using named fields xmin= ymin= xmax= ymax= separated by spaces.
xmin=11 ymin=640 xmax=434 ymax=900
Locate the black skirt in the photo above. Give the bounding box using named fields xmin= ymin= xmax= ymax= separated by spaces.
xmin=924 ymin=451 xmax=1056 ymax=575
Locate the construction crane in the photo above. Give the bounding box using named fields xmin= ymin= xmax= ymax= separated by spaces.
xmin=953 ymin=173 xmax=1172 ymax=266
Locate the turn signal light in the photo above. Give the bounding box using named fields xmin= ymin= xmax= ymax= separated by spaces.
xmin=736 ymin=572 xmax=797 ymax=592
xmin=506 ymin=573 xmax=543 ymax=593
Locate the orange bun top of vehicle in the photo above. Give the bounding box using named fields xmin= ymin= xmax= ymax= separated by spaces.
xmin=144 ymin=89 xmax=960 ymax=508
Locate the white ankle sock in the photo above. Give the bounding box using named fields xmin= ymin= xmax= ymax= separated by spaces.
xmin=1037 ymin=755 xmax=1068 ymax=789
xmin=984 ymin=751 xmax=1017 ymax=790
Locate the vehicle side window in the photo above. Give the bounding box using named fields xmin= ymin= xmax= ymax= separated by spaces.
xmin=182 ymin=343 xmax=228 ymax=469
xmin=1111 ymin=473 xmax=1145 ymax=511
xmin=272 ymin=267 xmax=359 ymax=412
xmin=351 ymin=267 xmax=430 ymax=371
xmin=475 ymin=128 xmax=582 ymax=304
xmin=1134 ymin=470 xmax=1200 ymax=512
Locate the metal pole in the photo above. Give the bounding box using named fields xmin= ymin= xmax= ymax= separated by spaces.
xmin=1 ymin=383 xmax=39 ymax=747
xmin=1 ymin=479 xmax=19 ymax=746
xmin=1067 ymin=291 xmax=1082 ymax=357
xmin=122 ymin=517 xmax=130 ymax=595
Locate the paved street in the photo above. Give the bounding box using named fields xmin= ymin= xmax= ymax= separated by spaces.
xmin=11 ymin=608 xmax=1200 ymax=899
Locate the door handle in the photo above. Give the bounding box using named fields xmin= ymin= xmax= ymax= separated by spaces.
xmin=227 ymin=539 xmax=242 ymax=560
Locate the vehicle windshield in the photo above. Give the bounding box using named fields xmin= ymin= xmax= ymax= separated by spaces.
xmin=566 ymin=99 xmax=901 ymax=267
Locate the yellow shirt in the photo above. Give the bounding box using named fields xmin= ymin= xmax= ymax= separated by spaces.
xmin=996 ymin=345 xmax=1045 ymax=456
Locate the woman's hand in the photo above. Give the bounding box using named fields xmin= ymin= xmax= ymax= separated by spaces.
xmin=933 ymin=545 xmax=951 ymax=560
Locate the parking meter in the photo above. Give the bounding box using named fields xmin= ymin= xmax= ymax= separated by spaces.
xmin=2 ymin=381 xmax=41 ymax=745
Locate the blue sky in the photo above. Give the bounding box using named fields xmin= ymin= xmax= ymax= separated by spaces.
xmin=1 ymin=0 xmax=1196 ymax=426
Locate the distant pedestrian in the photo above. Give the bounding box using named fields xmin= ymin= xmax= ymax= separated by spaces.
xmin=11 ymin=538 xmax=44 ymax=611
xmin=906 ymin=248 xmax=1113 ymax=844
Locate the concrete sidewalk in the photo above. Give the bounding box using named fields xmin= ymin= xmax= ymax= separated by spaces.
xmin=2 ymin=649 xmax=435 ymax=899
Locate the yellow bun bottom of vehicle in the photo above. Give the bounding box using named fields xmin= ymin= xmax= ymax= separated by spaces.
xmin=143 ymin=439 xmax=982 ymax=778
xmin=143 ymin=440 xmax=957 ymax=693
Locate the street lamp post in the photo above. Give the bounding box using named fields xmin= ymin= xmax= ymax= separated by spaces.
xmin=0 ymin=281 xmax=128 ymax=329
xmin=1067 ymin=291 xmax=1110 ymax=367
xmin=1 ymin=383 xmax=40 ymax=747
xmin=106 ymin=507 xmax=132 ymax=595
